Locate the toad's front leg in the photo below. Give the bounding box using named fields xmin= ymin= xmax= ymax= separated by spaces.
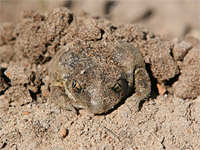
xmin=129 ymin=67 xmax=151 ymax=111
xmin=50 ymin=85 xmax=77 ymax=114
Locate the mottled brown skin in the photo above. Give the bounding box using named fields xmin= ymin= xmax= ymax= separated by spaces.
xmin=48 ymin=40 xmax=151 ymax=114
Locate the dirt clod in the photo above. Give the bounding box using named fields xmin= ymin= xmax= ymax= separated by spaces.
xmin=4 ymin=65 xmax=33 ymax=85
xmin=172 ymin=48 xmax=200 ymax=99
xmin=0 ymin=23 xmax=15 ymax=46
xmin=4 ymin=85 xmax=32 ymax=107
xmin=173 ymin=41 xmax=192 ymax=61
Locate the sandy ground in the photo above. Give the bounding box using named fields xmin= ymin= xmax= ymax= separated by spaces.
xmin=0 ymin=1 xmax=200 ymax=150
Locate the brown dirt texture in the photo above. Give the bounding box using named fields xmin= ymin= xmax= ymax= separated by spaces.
xmin=0 ymin=2 xmax=200 ymax=150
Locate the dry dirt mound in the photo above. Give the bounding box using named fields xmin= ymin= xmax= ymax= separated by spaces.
xmin=0 ymin=8 xmax=199 ymax=150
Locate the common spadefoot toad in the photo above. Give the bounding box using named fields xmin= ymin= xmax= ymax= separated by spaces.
xmin=48 ymin=40 xmax=151 ymax=114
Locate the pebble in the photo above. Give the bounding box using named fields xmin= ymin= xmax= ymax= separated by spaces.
xmin=23 ymin=111 xmax=30 ymax=115
xmin=59 ymin=127 xmax=68 ymax=139
xmin=157 ymin=83 xmax=166 ymax=95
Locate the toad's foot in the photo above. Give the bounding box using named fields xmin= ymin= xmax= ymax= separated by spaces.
xmin=128 ymin=67 xmax=151 ymax=111
xmin=50 ymin=86 xmax=77 ymax=114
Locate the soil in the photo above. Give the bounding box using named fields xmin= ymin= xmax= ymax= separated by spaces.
xmin=0 ymin=2 xmax=200 ymax=150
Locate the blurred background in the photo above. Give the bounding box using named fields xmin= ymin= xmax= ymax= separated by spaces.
xmin=0 ymin=0 xmax=199 ymax=39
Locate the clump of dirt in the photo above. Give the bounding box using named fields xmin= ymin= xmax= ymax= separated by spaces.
xmin=172 ymin=48 xmax=200 ymax=99
xmin=0 ymin=23 xmax=15 ymax=46
xmin=14 ymin=9 xmax=73 ymax=64
xmin=0 ymin=8 xmax=199 ymax=149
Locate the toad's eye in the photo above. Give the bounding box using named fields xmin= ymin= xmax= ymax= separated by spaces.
xmin=112 ymin=81 xmax=122 ymax=93
xmin=72 ymin=80 xmax=82 ymax=93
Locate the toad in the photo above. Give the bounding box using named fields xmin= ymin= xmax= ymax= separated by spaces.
xmin=48 ymin=40 xmax=151 ymax=114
